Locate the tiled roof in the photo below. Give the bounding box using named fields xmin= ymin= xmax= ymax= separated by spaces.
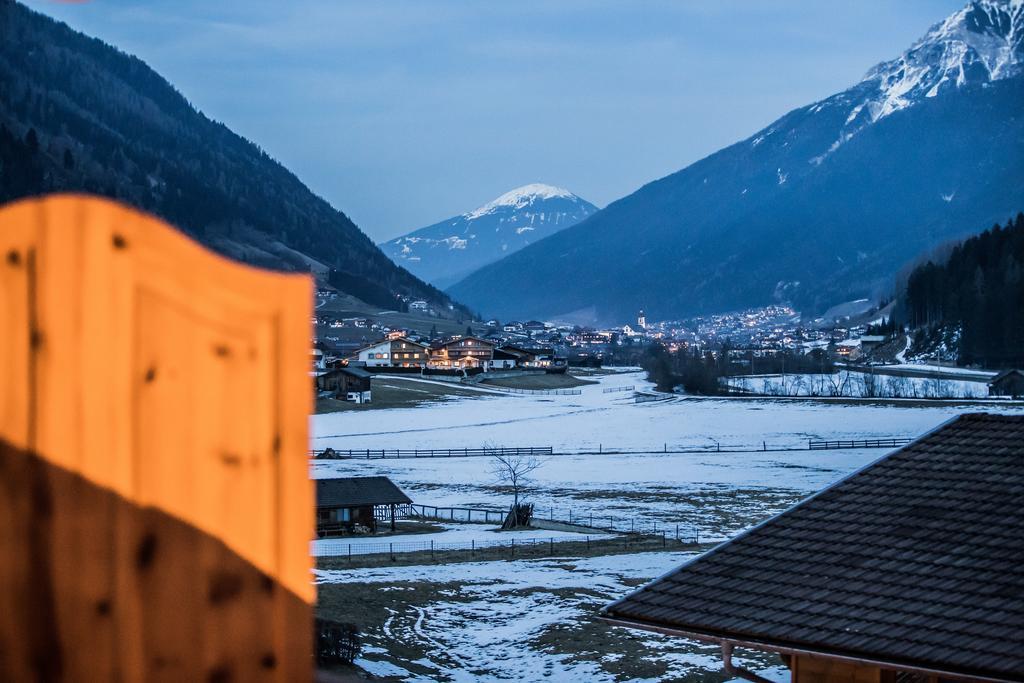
xmin=337 ymin=366 xmax=372 ymax=380
xmin=603 ymin=413 xmax=1024 ymax=681
xmin=989 ymin=368 xmax=1024 ymax=384
xmin=316 ymin=476 xmax=412 ymax=508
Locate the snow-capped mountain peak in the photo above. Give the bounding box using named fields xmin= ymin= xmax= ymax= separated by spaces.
xmin=464 ymin=183 xmax=578 ymax=220
xmin=807 ymin=0 xmax=1023 ymax=164
xmin=382 ymin=184 xmax=597 ymax=288
xmin=862 ymin=0 xmax=1023 ymax=120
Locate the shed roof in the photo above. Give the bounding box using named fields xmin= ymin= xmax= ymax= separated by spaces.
xmin=603 ymin=413 xmax=1024 ymax=682
xmin=989 ymin=368 xmax=1024 ymax=385
xmin=441 ymin=336 xmax=495 ymax=348
xmin=337 ymin=365 xmax=372 ymax=380
xmin=315 ymin=476 xmax=412 ymax=508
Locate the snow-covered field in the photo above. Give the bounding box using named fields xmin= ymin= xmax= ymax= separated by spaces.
xmin=314 ymin=370 xmax=1005 ymax=453
xmin=317 ymin=552 xmax=789 ymax=682
xmin=725 ymin=370 xmax=992 ymax=399
xmin=885 ymin=363 xmax=997 ymax=377
xmin=312 ymin=370 xmax=1022 ymax=681
xmin=312 ymin=522 xmax=612 ymax=557
xmin=312 ymin=370 xmax=1021 ymax=540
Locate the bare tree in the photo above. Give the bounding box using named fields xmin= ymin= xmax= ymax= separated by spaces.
xmin=490 ymin=454 xmax=543 ymax=528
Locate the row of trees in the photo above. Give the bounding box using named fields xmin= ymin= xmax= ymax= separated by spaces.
xmin=900 ymin=214 xmax=1024 ymax=367
xmin=641 ymin=345 xmax=723 ymax=395
xmin=641 ymin=343 xmax=837 ymax=396
xmin=728 ymin=370 xmax=984 ymax=400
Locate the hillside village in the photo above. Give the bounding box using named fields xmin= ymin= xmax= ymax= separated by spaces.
xmin=313 ymin=285 xmax=1017 ymax=405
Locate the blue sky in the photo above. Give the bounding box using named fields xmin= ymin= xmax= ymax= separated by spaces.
xmin=30 ymin=0 xmax=964 ymax=241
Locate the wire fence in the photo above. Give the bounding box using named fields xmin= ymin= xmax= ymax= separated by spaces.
xmin=408 ymin=503 xmax=697 ymax=540
xmin=410 ymin=504 xmax=506 ymax=524
xmin=634 ymin=392 xmax=669 ymax=403
xmin=312 ymin=446 xmax=554 ymax=460
xmin=314 ymin=530 xmax=698 ymax=563
xmin=310 ymin=437 xmax=911 ymax=460
xmin=482 ymin=385 xmax=582 ymax=396
xmin=602 ymin=385 xmax=636 ymax=393
xmin=808 ymin=437 xmax=911 ymax=450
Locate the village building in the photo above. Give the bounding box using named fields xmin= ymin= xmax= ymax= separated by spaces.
xmin=430 ymin=336 xmax=496 ymax=369
xmin=988 ymin=368 xmax=1024 ymax=398
xmin=801 ymin=339 xmax=830 ymax=354
xmin=832 ymin=338 xmax=863 ymax=360
xmin=602 ymin=413 xmax=1024 ymax=683
xmin=350 ymin=337 xmax=430 ymax=368
xmin=501 ymin=345 xmax=566 ymax=371
xmin=315 ymin=365 xmax=372 ymax=403
xmin=315 ymin=476 xmax=413 ymax=535
xmin=856 ymin=334 xmax=887 ymax=353
xmin=486 ymin=348 xmax=521 ymax=371
xmin=572 ymin=330 xmax=613 ymax=346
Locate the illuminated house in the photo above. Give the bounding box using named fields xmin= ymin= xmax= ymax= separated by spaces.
xmin=351 ymin=337 xmax=430 ymax=367
xmin=429 ymin=336 xmax=496 ymax=369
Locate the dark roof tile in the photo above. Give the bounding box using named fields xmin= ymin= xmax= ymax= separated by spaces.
xmin=604 ymin=414 xmax=1024 ymax=681
xmin=315 ymin=476 xmax=412 ymax=507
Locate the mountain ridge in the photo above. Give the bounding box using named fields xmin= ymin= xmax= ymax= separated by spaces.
xmin=0 ymin=0 xmax=465 ymax=314
xmin=448 ymin=0 xmax=1024 ymax=324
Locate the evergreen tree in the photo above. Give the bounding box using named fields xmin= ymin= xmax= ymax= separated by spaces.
xmin=25 ymin=127 xmax=39 ymax=153
xmin=900 ymin=214 xmax=1024 ymax=367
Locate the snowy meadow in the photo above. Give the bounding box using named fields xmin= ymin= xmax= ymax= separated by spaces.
xmin=313 ymin=369 xmax=1022 ymax=681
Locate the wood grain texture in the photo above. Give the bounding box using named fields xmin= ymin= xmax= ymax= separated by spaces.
xmin=0 ymin=194 xmax=314 ymax=681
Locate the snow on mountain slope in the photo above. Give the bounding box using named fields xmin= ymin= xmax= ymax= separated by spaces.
xmin=381 ymin=184 xmax=597 ymax=289
xmin=464 ymin=183 xmax=578 ymax=219
xmin=449 ymin=0 xmax=1024 ymax=323
xmin=811 ymin=0 xmax=1023 ymax=163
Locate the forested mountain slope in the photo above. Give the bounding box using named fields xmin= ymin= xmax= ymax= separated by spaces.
xmin=450 ymin=0 xmax=1024 ymax=323
xmin=0 ymin=0 xmax=463 ymax=313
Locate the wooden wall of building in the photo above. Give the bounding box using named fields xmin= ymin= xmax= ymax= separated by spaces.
xmin=0 ymin=195 xmax=314 ymax=681
xmin=791 ymin=654 xmax=891 ymax=683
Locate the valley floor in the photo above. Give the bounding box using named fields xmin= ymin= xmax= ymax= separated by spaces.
xmin=311 ymin=369 xmax=1023 ymax=681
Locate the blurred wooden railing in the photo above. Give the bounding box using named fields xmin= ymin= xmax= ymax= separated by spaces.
xmin=0 ymin=195 xmax=313 ymax=681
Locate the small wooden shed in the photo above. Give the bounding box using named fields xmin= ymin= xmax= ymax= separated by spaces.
xmin=988 ymin=368 xmax=1024 ymax=398
xmin=316 ymin=476 xmax=412 ymax=535
xmin=316 ymin=365 xmax=372 ymax=403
